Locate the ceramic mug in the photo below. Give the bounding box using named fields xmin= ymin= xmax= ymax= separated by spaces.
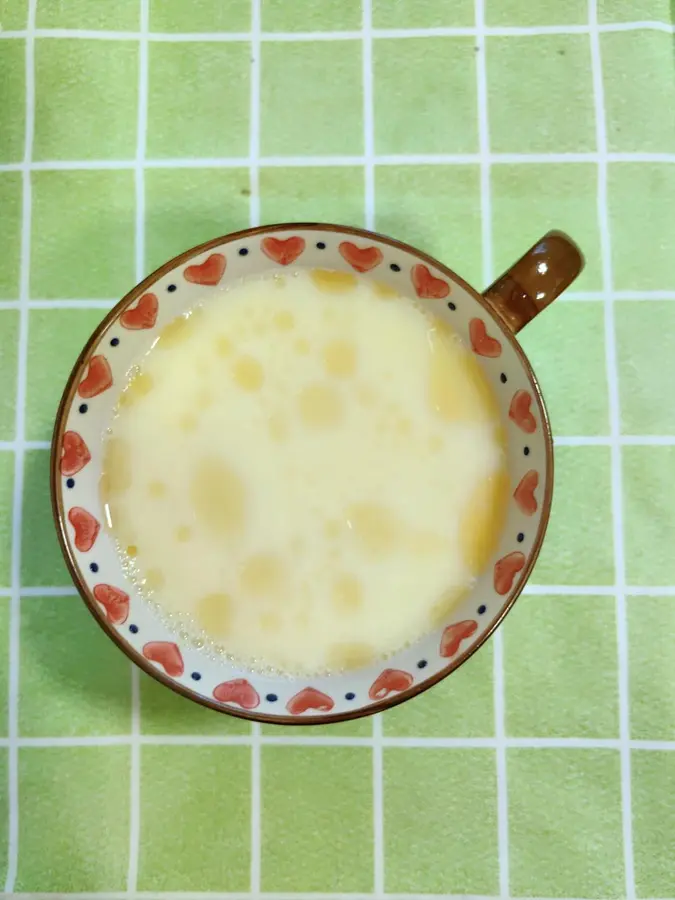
xmin=51 ymin=224 xmax=583 ymax=724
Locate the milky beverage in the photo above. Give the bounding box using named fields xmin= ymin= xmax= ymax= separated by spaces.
xmin=101 ymin=268 xmax=508 ymax=675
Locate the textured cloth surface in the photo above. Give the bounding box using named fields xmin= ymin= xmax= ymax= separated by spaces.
xmin=0 ymin=0 xmax=674 ymax=896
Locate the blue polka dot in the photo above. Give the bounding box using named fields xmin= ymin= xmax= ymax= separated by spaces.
xmin=390 ymin=263 xmax=401 ymax=272
xmin=110 ymin=337 xmax=119 ymax=347
xmin=316 ymin=241 xmax=326 ymax=249
xmin=66 ymin=478 xmax=75 ymax=489
xmin=447 ymin=301 xmax=457 ymax=311
xmin=239 ymin=247 xmax=248 ymax=256
xmin=417 ymin=659 xmax=428 ymax=669
xmin=524 ymin=446 xmax=530 ymax=456
xmin=266 ymin=693 xmax=278 ymax=702
xmin=129 ymin=624 xmax=138 ymax=634
xmin=500 ymin=373 xmax=507 ymax=384
xmin=517 ymin=532 xmax=525 ymax=543
xmin=191 ymin=672 xmax=201 ymax=681
xmin=89 ymin=562 xmax=99 ymax=573
xmin=478 ymin=604 xmax=487 ymax=615
xmin=345 ymin=692 xmax=355 ymax=701
xmin=78 ymin=403 xmax=88 ymax=414
xmin=167 ymin=283 xmax=177 ymax=292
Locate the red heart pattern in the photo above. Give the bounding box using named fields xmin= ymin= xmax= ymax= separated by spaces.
xmin=183 ymin=253 xmax=226 ymax=286
xmin=494 ymin=551 xmax=526 ymax=595
xmin=440 ymin=620 xmax=478 ymax=658
xmin=411 ymin=264 xmax=450 ymax=299
xmin=120 ymin=293 xmax=158 ymax=330
xmin=368 ymin=668 xmax=413 ymax=701
xmin=261 ymin=236 xmax=306 ymax=266
xmin=143 ymin=641 xmax=184 ymax=677
xmin=286 ymin=687 xmax=334 ymax=715
xmin=60 ymin=431 xmax=91 ymax=476
xmin=68 ymin=507 xmax=100 ymax=552
xmin=514 ymin=470 xmax=539 ymax=516
xmin=78 ymin=355 xmax=113 ymax=399
xmin=338 ymin=241 xmax=383 ymax=273
xmin=469 ymin=318 xmax=502 ymax=358
xmin=213 ymin=678 xmax=260 ymax=709
xmin=509 ymin=390 xmax=537 ymax=433
xmin=93 ymin=584 xmax=129 ymax=625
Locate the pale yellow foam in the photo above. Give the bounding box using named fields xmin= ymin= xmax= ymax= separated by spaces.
xmin=373 ymin=281 xmax=399 ymax=299
xmin=240 ymin=551 xmax=285 ymax=596
xmin=347 ymin=502 xmax=400 ymax=559
xmin=331 ymin=573 xmax=363 ymax=613
xmin=104 ymin=268 xmax=505 ymax=675
xmin=232 ymin=355 xmax=264 ymax=391
xmin=196 ymin=592 xmax=232 ymax=638
xmin=101 ymin=438 xmax=132 ymax=497
xmin=190 ymin=458 xmax=245 ymax=535
xmin=327 ymin=642 xmax=375 ymax=670
xmin=428 ymin=318 xmax=499 ymax=424
xmin=148 ymin=480 xmax=167 ymax=498
xmin=157 ymin=310 xmax=201 ymax=349
xmin=298 ymin=382 xmax=343 ymax=428
xmin=273 ymin=310 xmax=295 ymax=331
xmin=215 ymin=334 xmax=233 ymax=357
xmin=460 ymin=465 xmax=510 ymax=572
xmin=119 ymin=370 xmax=153 ymax=408
xmin=310 ymin=269 xmax=358 ymax=293
xmin=323 ymin=338 xmax=357 ymax=378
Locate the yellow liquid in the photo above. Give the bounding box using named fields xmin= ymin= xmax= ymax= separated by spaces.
xmin=102 ymin=269 xmax=508 ymax=675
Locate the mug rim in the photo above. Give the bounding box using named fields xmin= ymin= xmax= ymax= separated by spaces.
xmin=50 ymin=221 xmax=554 ymax=725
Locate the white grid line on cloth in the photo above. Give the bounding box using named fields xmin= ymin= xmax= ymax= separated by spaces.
xmin=125 ymin=0 xmax=149 ymax=890
xmin=0 ymin=20 xmax=672 ymax=39
xmin=11 ymin=436 xmax=675 ymax=454
xmin=474 ymin=2 xmax=510 ymax=896
xmin=3 ymin=0 xmax=36 ymax=891
xmin=5 ymin=736 xmax=675 ymax=751
xmin=248 ymin=1 xmax=262 ymax=893
xmin=3 ymin=892 xmax=665 ymax=900
xmin=4 ymin=583 xmax=675 ymax=599
xmin=360 ymin=0 xmax=384 ymax=894
xmin=0 ymin=151 xmax=673 ymax=171
xmin=588 ymin=2 xmax=636 ymax=897
xmin=3 ymin=292 xmax=675 ymax=312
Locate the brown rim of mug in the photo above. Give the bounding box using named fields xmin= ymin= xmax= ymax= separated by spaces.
xmin=50 ymin=222 xmax=554 ymax=726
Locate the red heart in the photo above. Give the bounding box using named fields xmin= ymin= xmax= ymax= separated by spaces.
xmin=93 ymin=584 xmax=129 ymax=625
xmin=142 ymin=641 xmax=184 ymax=677
xmin=494 ymin=551 xmax=526 ymax=595
xmin=338 ymin=241 xmax=383 ymax=273
xmin=509 ymin=390 xmax=537 ymax=433
xmin=68 ymin=507 xmax=100 ymax=552
xmin=261 ymin=236 xmax=306 ymax=266
xmin=440 ymin=620 xmax=478 ymax=658
xmin=120 ymin=292 xmax=158 ymax=330
xmin=469 ymin=318 xmax=502 ymax=358
xmin=184 ymin=253 xmax=226 ymax=286
xmin=78 ymin=355 xmax=113 ymax=399
xmin=514 ymin=470 xmax=539 ymax=516
xmin=60 ymin=431 xmax=91 ymax=476
xmin=213 ymin=678 xmax=260 ymax=710
xmin=411 ymin=264 xmax=450 ymax=299
xmin=286 ymin=687 xmax=334 ymax=715
xmin=368 ymin=668 xmax=413 ymax=701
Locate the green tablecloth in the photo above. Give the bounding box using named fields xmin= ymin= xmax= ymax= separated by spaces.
xmin=0 ymin=0 xmax=674 ymax=895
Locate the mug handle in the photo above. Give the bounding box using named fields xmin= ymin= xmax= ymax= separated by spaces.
xmin=482 ymin=230 xmax=584 ymax=334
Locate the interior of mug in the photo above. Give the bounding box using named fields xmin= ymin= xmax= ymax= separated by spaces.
xmin=52 ymin=225 xmax=551 ymax=723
